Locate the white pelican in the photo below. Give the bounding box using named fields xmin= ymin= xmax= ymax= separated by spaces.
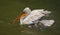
xmin=13 ymin=7 xmax=55 ymax=27
xmin=21 ymin=7 xmax=51 ymax=25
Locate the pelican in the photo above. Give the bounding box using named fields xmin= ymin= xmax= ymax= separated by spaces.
xmin=21 ymin=7 xmax=52 ymax=25
xmin=13 ymin=7 xmax=55 ymax=27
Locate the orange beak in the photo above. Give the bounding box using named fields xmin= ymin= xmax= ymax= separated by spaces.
xmin=20 ymin=12 xmax=27 ymax=19
xmin=13 ymin=12 xmax=27 ymax=24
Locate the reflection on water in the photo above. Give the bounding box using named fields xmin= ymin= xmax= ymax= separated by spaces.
xmin=0 ymin=0 xmax=60 ymax=35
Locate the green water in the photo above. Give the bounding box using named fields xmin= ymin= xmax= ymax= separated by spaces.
xmin=0 ymin=0 xmax=60 ymax=35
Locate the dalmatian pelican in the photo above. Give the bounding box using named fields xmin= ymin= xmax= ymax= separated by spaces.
xmin=13 ymin=7 xmax=55 ymax=27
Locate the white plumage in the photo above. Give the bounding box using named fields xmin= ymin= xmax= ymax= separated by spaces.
xmin=40 ymin=20 xmax=55 ymax=26
xmin=23 ymin=10 xmax=45 ymax=24
xmin=20 ymin=7 xmax=55 ymax=27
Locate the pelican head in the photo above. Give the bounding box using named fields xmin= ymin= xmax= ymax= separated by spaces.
xmin=20 ymin=7 xmax=31 ymax=25
xmin=23 ymin=7 xmax=31 ymax=14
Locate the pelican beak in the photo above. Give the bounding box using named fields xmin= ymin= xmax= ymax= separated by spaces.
xmin=20 ymin=12 xmax=27 ymax=25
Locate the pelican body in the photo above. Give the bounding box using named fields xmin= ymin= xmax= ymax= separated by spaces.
xmin=19 ymin=7 xmax=55 ymax=27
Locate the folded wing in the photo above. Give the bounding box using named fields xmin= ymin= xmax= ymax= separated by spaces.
xmin=23 ymin=10 xmax=45 ymax=24
xmin=40 ymin=20 xmax=55 ymax=26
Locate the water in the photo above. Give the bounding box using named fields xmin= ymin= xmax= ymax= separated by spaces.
xmin=0 ymin=0 xmax=60 ymax=35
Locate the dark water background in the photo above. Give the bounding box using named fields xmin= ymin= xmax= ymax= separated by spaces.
xmin=0 ymin=0 xmax=60 ymax=35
